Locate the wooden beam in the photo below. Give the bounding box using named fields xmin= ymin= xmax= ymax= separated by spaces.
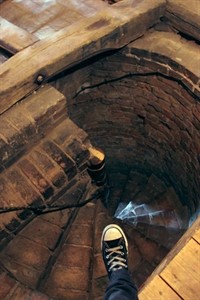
xmin=0 ymin=17 xmax=38 ymax=54
xmin=0 ymin=0 xmax=165 ymax=114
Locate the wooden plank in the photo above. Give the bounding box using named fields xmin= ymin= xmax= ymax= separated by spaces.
xmin=160 ymin=239 xmax=200 ymax=300
xmin=0 ymin=0 xmax=165 ymax=113
xmin=139 ymin=217 xmax=200 ymax=290
xmin=139 ymin=275 xmax=181 ymax=300
xmin=0 ymin=17 xmax=38 ymax=54
xmin=193 ymin=227 xmax=200 ymax=244
xmin=166 ymin=0 xmax=200 ymax=42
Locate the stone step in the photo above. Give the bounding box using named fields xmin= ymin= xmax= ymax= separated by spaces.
xmin=0 ymin=84 xmax=66 ymax=166
xmin=41 ymin=188 xmax=100 ymax=300
xmin=135 ymin=223 xmax=186 ymax=249
xmin=132 ymin=174 xmax=168 ymax=204
xmin=114 ymin=178 xmax=189 ymax=232
xmin=0 ymin=189 xmax=188 ymax=299
xmin=132 ymin=259 xmax=156 ymax=289
xmin=121 ymin=209 xmax=184 ymax=230
xmin=106 ymin=171 xmax=129 ymax=215
xmin=148 ymin=187 xmax=189 ymax=229
xmin=121 ymin=223 xmax=169 ymax=267
xmin=0 ymin=178 xmax=89 ymax=290
xmin=120 ymin=170 xmax=148 ymax=203
xmin=0 ymin=117 xmax=90 ymax=250
xmin=0 ymin=143 xmax=190 ymax=299
xmin=0 ymin=267 xmax=52 ymax=300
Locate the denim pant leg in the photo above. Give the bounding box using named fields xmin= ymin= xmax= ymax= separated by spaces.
xmin=104 ymin=268 xmax=138 ymax=300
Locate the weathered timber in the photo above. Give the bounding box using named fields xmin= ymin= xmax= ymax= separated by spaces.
xmin=160 ymin=238 xmax=200 ymax=299
xmin=139 ymin=275 xmax=181 ymax=300
xmin=165 ymin=0 xmax=200 ymax=42
xmin=139 ymin=216 xmax=200 ymax=291
xmin=0 ymin=17 xmax=39 ymax=54
xmin=0 ymin=0 xmax=165 ymax=114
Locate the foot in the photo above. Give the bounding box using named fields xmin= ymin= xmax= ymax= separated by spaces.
xmin=101 ymin=224 xmax=128 ymax=278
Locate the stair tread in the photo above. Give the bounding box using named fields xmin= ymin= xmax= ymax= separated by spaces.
xmin=0 ymin=165 xmax=189 ymax=299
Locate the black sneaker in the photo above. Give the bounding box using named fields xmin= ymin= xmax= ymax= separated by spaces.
xmin=101 ymin=224 xmax=128 ymax=278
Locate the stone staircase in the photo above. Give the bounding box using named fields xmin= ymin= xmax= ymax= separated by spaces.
xmin=0 ymin=134 xmax=189 ymax=300
xmin=0 ymin=84 xmax=189 ymax=300
xmin=0 ymin=62 xmax=189 ymax=300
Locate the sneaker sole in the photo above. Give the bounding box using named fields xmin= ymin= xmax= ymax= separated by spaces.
xmin=101 ymin=224 xmax=128 ymax=253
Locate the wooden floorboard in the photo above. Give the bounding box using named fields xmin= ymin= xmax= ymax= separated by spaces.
xmin=192 ymin=228 xmax=200 ymax=244
xmin=139 ymin=275 xmax=182 ymax=300
xmin=139 ymin=218 xmax=200 ymax=300
xmin=160 ymin=239 xmax=200 ymax=300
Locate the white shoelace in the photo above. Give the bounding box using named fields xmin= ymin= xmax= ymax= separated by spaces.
xmin=106 ymin=245 xmax=127 ymax=272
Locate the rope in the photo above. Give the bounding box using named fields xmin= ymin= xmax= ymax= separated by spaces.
xmin=0 ymin=188 xmax=107 ymax=215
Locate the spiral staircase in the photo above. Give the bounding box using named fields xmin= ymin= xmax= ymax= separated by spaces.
xmin=0 ymin=0 xmax=199 ymax=299
xmin=0 ymin=116 xmax=190 ymax=300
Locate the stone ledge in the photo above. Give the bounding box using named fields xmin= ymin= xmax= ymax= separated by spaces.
xmin=0 ymin=84 xmax=66 ymax=169
xmin=0 ymin=268 xmax=53 ymax=300
xmin=0 ymin=118 xmax=90 ymax=250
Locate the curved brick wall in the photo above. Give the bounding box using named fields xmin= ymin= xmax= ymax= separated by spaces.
xmin=67 ymin=35 xmax=200 ymax=216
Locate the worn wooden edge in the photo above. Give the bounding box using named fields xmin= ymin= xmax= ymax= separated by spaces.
xmin=139 ymin=215 xmax=200 ymax=292
xmin=0 ymin=17 xmax=39 ymax=54
xmin=0 ymin=0 xmax=165 ymax=114
xmin=165 ymin=0 xmax=200 ymax=41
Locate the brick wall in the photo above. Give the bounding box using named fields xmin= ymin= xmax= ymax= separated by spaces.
xmin=58 ymin=33 xmax=200 ymax=215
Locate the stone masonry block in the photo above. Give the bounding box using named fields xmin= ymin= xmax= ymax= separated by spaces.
xmin=66 ymin=223 xmax=93 ymax=247
xmin=40 ymin=210 xmax=72 ymax=229
xmin=42 ymin=140 xmax=77 ymax=180
xmin=5 ymin=218 xmax=21 ymax=232
xmin=18 ymin=158 xmax=54 ymax=200
xmin=57 ymin=244 xmax=92 ymax=269
xmin=1 ymin=236 xmax=51 ymax=270
xmin=0 ymin=118 xmax=24 ymax=153
xmin=1 ymin=257 xmax=41 ymax=289
xmin=7 ymin=284 xmax=52 ymax=300
xmin=0 ymin=137 xmax=13 ymax=166
xmin=0 ymin=230 xmax=11 ymax=248
xmin=6 ymin=168 xmax=43 ymax=206
xmin=74 ymin=203 xmax=96 ymax=225
xmin=23 ymin=85 xmax=66 ymax=129
xmin=50 ymin=118 xmax=80 ymax=145
xmin=62 ymin=138 xmax=90 ymax=168
xmin=91 ymin=276 xmax=108 ymax=299
xmin=43 ymin=285 xmax=88 ymax=300
xmin=45 ymin=265 xmax=89 ymax=291
xmin=93 ymin=253 xmax=106 ymax=279
xmin=5 ymin=107 xmax=37 ymax=145
xmin=6 ymin=284 xmax=31 ymax=300
xmin=30 ymin=148 xmax=67 ymax=189
xmin=19 ymin=217 xmax=62 ymax=250
xmin=0 ymin=176 xmax=27 ymax=207
xmin=0 ymin=271 xmax=16 ymax=299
